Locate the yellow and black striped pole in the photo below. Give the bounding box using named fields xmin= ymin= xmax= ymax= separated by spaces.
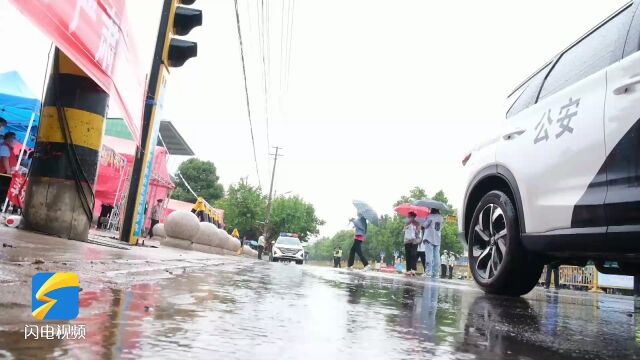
xmin=23 ymin=49 xmax=108 ymax=240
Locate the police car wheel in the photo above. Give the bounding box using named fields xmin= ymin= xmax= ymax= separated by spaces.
xmin=468 ymin=190 xmax=543 ymax=296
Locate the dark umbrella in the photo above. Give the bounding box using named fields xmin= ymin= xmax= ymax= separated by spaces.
xmin=352 ymin=200 xmax=379 ymax=225
xmin=413 ymin=199 xmax=450 ymax=212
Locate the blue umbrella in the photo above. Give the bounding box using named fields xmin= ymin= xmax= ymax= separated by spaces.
xmin=413 ymin=199 xmax=450 ymax=212
xmin=352 ymin=200 xmax=379 ymax=225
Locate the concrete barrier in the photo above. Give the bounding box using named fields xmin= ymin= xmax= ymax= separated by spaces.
xmin=160 ymin=236 xmax=193 ymax=250
xmin=223 ymin=234 xmax=240 ymax=251
xmin=192 ymin=243 xmax=225 ymax=255
xmin=164 ymin=210 xmax=200 ymax=241
xmin=211 ymin=228 xmax=226 ymax=248
xmin=152 ymin=223 xmax=166 ymax=239
xmin=193 ymin=222 xmax=217 ymax=246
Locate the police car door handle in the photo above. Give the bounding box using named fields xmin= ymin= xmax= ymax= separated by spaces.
xmin=613 ymin=75 xmax=640 ymax=95
xmin=503 ymin=128 xmax=526 ymax=140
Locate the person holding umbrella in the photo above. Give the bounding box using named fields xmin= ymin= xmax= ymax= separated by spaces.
xmin=422 ymin=208 xmax=445 ymax=278
xmin=395 ymin=203 xmax=430 ymax=276
xmin=403 ymin=211 xmax=420 ymax=276
xmin=349 ymin=200 xmax=379 ymax=270
xmin=348 ymin=213 xmax=370 ymax=270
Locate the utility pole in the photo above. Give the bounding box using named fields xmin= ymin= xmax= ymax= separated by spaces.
xmin=264 ymin=146 xmax=282 ymax=238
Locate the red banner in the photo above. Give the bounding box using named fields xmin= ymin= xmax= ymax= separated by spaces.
xmin=7 ymin=172 xmax=28 ymax=207
xmin=10 ymin=0 xmax=145 ymax=144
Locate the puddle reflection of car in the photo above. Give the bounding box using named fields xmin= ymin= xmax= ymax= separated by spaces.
xmin=271 ymin=233 xmax=305 ymax=265
xmin=459 ymin=2 xmax=640 ymax=296
xmin=458 ymin=295 xmax=558 ymax=359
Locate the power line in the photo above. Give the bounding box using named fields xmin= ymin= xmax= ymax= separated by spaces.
xmin=234 ymin=0 xmax=262 ymax=188
xmin=279 ymin=0 xmax=287 ymax=91
xmin=284 ymin=0 xmax=296 ymax=92
xmin=259 ymin=0 xmax=271 ymax=151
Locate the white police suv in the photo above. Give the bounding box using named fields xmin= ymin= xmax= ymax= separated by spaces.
xmin=271 ymin=233 xmax=305 ymax=265
xmin=459 ymin=2 xmax=640 ymax=296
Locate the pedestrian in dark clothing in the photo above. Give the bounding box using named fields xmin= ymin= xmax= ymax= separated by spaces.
xmin=417 ymin=233 xmax=426 ymax=275
xmin=545 ymin=262 xmax=561 ymax=289
xmin=347 ymin=215 xmax=370 ymax=270
xmin=333 ymin=247 xmax=343 ymax=268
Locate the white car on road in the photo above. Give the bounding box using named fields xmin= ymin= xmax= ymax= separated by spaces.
xmin=271 ymin=234 xmax=305 ymax=265
xmin=459 ymin=2 xmax=640 ymax=296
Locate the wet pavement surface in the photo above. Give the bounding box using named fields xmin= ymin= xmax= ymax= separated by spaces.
xmin=2 ymin=228 xmax=640 ymax=359
xmin=2 ymin=260 xmax=640 ymax=359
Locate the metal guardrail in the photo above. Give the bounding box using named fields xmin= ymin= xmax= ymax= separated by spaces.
xmin=539 ymin=265 xmax=596 ymax=288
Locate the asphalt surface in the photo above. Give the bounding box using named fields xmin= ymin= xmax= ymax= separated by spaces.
xmin=1 ymin=228 xmax=640 ymax=359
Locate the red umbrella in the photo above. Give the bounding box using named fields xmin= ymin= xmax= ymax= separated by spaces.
xmin=394 ymin=203 xmax=430 ymax=218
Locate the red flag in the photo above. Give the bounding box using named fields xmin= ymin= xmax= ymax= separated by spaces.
xmin=7 ymin=172 xmax=28 ymax=208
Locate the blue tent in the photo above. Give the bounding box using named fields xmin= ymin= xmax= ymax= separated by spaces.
xmin=0 ymin=71 xmax=40 ymax=148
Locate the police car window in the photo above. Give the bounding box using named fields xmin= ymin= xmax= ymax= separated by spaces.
xmin=539 ymin=6 xmax=633 ymax=100
xmin=506 ymin=64 xmax=550 ymax=118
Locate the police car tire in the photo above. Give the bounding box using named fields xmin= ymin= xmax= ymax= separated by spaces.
xmin=468 ymin=191 xmax=543 ymax=296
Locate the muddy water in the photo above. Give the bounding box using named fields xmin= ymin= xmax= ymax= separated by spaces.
xmin=2 ymin=261 xmax=640 ymax=359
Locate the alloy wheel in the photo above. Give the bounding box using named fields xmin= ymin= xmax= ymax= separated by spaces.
xmin=472 ymin=204 xmax=508 ymax=281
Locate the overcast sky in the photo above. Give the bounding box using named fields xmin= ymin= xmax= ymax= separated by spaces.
xmin=0 ymin=0 xmax=629 ymax=237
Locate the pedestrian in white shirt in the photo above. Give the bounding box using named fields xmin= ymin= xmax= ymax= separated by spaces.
xmin=403 ymin=211 xmax=420 ymax=276
xmin=422 ymin=209 xmax=445 ymax=278
xmin=257 ymin=235 xmax=266 ymax=260
xmin=440 ymin=251 xmax=449 ymax=279
xmin=448 ymin=253 xmax=456 ymax=279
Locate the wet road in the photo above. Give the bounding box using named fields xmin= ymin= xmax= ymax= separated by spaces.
xmin=2 ymin=260 xmax=640 ymax=360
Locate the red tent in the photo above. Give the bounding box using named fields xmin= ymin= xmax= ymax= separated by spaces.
xmin=94 ymin=135 xmax=174 ymax=230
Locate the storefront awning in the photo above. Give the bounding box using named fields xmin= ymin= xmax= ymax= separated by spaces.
xmin=158 ymin=120 xmax=195 ymax=156
xmin=105 ymin=117 xmax=194 ymax=156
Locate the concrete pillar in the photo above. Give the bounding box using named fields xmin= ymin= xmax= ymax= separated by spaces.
xmin=23 ymin=48 xmax=108 ymax=240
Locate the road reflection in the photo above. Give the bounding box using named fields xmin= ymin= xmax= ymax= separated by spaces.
xmin=1 ymin=263 xmax=640 ymax=359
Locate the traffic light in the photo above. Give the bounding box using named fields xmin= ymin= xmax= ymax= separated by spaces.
xmin=166 ymin=0 xmax=202 ymax=67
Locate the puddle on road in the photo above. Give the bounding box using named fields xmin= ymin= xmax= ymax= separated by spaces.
xmin=2 ymin=263 xmax=640 ymax=359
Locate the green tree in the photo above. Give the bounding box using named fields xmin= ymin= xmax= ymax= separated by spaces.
xmin=172 ymin=158 xmax=224 ymax=203
xmin=441 ymin=221 xmax=463 ymax=255
xmin=214 ymin=179 xmax=266 ymax=239
xmin=393 ymin=186 xmax=429 ymax=207
xmin=308 ymin=230 xmax=354 ymax=261
xmin=269 ymin=195 xmax=325 ymax=241
xmin=363 ymin=215 xmax=405 ymax=264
